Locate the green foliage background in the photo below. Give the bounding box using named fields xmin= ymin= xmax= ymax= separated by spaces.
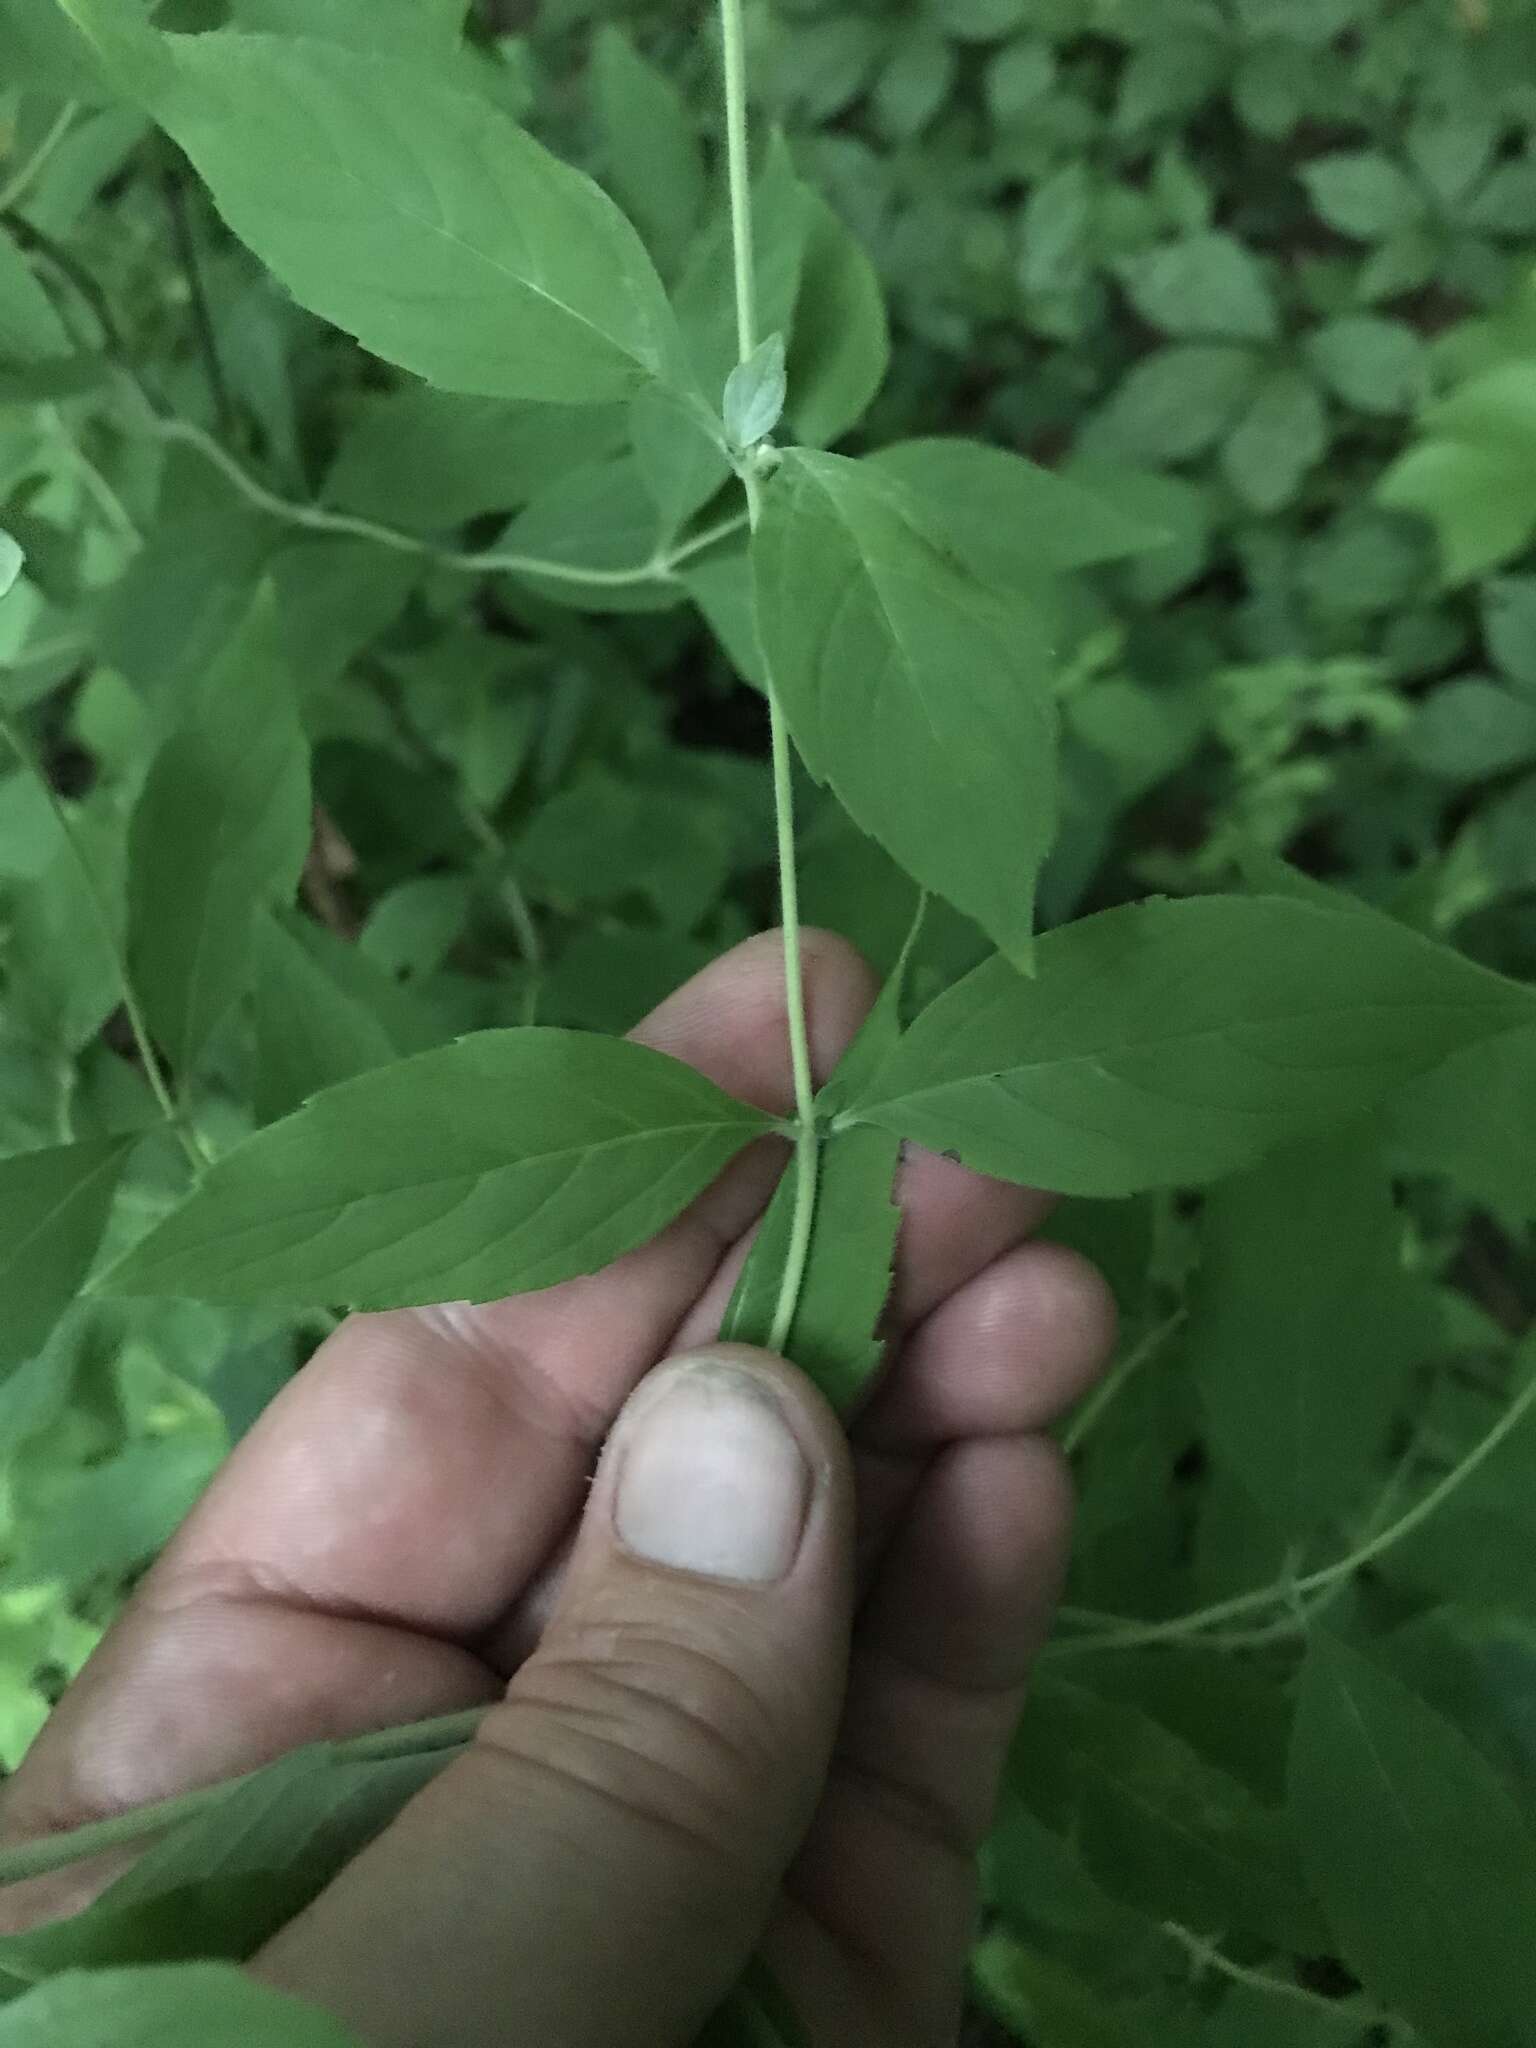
xmin=2 ymin=0 xmax=1536 ymax=2041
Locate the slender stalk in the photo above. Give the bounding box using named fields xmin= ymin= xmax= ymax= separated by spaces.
xmin=719 ymin=0 xmax=758 ymax=364
xmin=457 ymin=790 xmax=545 ymax=1025
xmin=118 ymin=385 xmax=747 ymax=587
xmin=46 ymin=404 xmax=140 ymax=543
xmin=1051 ymin=1361 xmax=1536 ymax=1658
xmin=764 ymin=589 xmax=819 ymax=1348
xmin=1062 ymin=1308 xmax=1185 ymax=1455
xmin=161 ymin=162 xmax=236 ymax=441
xmin=0 ymin=101 xmax=77 ymax=217
xmin=364 ymin=661 xmax=545 ymax=1019
xmin=1163 ymin=1922 xmax=1398 ymax=2029
xmin=718 ymin=0 xmax=820 ymax=1354
xmin=0 ymin=710 xmax=206 ymax=1171
xmin=0 ymin=1708 xmax=485 ymax=1889
xmin=17 ymin=223 xmax=750 ymax=590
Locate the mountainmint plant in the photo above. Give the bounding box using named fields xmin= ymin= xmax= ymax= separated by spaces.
xmin=2 ymin=1 xmax=1536 ymax=2042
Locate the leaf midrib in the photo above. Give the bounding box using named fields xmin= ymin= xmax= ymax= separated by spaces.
xmin=859 ymin=989 xmax=1525 ymax=1120
xmin=132 ymin=1114 xmax=765 ymax=1251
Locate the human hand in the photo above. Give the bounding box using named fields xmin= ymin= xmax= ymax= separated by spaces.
xmin=0 ymin=932 xmax=1114 ymax=2046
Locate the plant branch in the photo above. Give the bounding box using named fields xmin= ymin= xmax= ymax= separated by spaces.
xmin=0 ymin=708 xmax=207 ymax=1172
xmin=160 ymin=160 xmax=236 ymax=441
xmin=718 ymin=0 xmax=820 ymax=1355
xmin=1063 ymin=1307 xmax=1185 ymax=1454
xmin=0 ymin=1707 xmax=485 ymax=1889
xmin=0 ymin=102 xmax=78 ymax=217
xmin=45 ymin=403 xmax=140 ymax=543
xmin=367 ymin=662 xmax=545 ymax=1021
xmin=114 ymin=377 xmax=747 ymax=587
xmin=1050 ymin=1359 xmax=1536 ymax=1657
xmin=719 ymin=0 xmax=758 ymax=362
xmin=14 ymin=222 xmax=751 ymax=591
xmin=1163 ymin=1922 xmax=1400 ymax=2031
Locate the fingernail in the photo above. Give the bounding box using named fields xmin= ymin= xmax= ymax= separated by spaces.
xmin=614 ymin=1358 xmax=810 ymax=1584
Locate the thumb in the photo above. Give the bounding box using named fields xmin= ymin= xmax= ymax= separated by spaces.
xmin=253 ymin=1347 xmax=855 ymax=2048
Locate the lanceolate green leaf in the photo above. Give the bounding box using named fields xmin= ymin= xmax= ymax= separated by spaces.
xmin=720 ymin=1125 xmax=900 ymax=1415
xmin=126 ymin=595 xmax=311 ymax=1083
xmin=0 ymin=1964 xmax=360 ymax=2046
xmin=0 ymin=1135 xmax=136 ymax=1371
xmin=590 ymin=25 xmax=706 ymax=279
xmin=753 ymin=450 xmax=1056 ymax=967
xmin=869 ymin=437 xmax=1167 ymax=577
xmin=1290 ymin=1636 xmax=1536 ymax=2048
xmin=252 ymin=915 xmax=400 ymax=1125
xmin=1186 ymin=1129 xmax=1421 ymax=1533
xmin=1385 ymin=1019 xmax=1536 ymax=1216
xmin=1018 ymin=1677 xmax=1323 ymax=1951
xmin=785 ymin=191 xmax=889 ymax=449
xmin=229 ymin=0 xmax=468 ymax=53
xmin=74 ymin=20 xmax=682 ymax=404
xmin=0 ymin=0 xmax=110 ymax=99
xmin=101 ymin=1033 xmax=771 ymax=1309
xmin=845 ymin=895 xmax=1534 ymax=1196
xmin=0 ymin=227 xmax=72 ymax=368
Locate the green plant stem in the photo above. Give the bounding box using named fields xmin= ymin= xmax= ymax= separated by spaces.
xmin=160 ymin=159 xmax=236 ymax=442
xmin=1062 ymin=1307 xmax=1185 ymax=1455
xmin=364 ymin=661 xmax=545 ymax=1019
xmin=21 ymin=226 xmax=751 ymax=592
xmin=0 ymin=101 xmax=78 ymax=217
xmin=0 ymin=709 xmax=207 ymax=1172
xmin=115 ymin=379 xmax=746 ymax=587
xmin=458 ymin=798 xmax=545 ymax=1025
xmin=1051 ymin=1360 xmax=1536 ymax=1657
xmin=46 ymin=404 xmax=140 ymax=543
xmin=764 ymin=585 xmax=819 ymax=1351
xmin=1162 ymin=1922 xmax=1398 ymax=2029
xmin=718 ymin=0 xmax=820 ymax=1355
xmin=0 ymin=1707 xmax=486 ymax=1889
xmin=719 ymin=0 xmax=758 ymax=364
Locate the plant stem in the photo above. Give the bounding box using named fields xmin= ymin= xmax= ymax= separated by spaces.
xmin=45 ymin=404 xmax=140 ymax=543
xmin=18 ymin=221 xmax=750 ymax=591
xmin=764 ymin=570 xmax=819 ymax=1349
xmin=458 ymin=795 xmax=545 ymax=1025
xmin=0 ymin=709 xmax=207 ymax=1172
xmin=367 ymin=661 xmax=545 ymax=1017
xmin=0 ymin=101 xmax=78 ymax=217
xmin=0 ymin=1708 xmax=485 ymax=1889
xmin=1162 ymin=1922 xmax=1397 ymax=2028
xmin=718 ymin=0 xmax=820 ymax=1355
xmin=719 ymin=0 xmax=758 ymax=364
xmin=1062 ymin=1307 xmax=1185 ymax=1455
xmin=115 ymin=380 xmax=747 ymax=587
xmin=161 ymin=160 xmax=236 ymax=442
xmin=1051 ymin=1358 xmax=1536 ymax=1657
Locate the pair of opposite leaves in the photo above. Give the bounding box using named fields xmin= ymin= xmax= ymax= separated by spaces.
xmin=103 ymin=892 xmax=1535 ymax=1332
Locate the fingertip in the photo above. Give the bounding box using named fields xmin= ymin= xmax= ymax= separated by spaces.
xmin=861 ymin=1430 xmax=1077 ymax=1696
xmin=630 ymin=927 xmax=876 ymax=1111
xmin=864 ymin=1238 xmax=1118 ymax=1450
xmin=1028 ymin=1240 xmax=1120 ymax=1395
